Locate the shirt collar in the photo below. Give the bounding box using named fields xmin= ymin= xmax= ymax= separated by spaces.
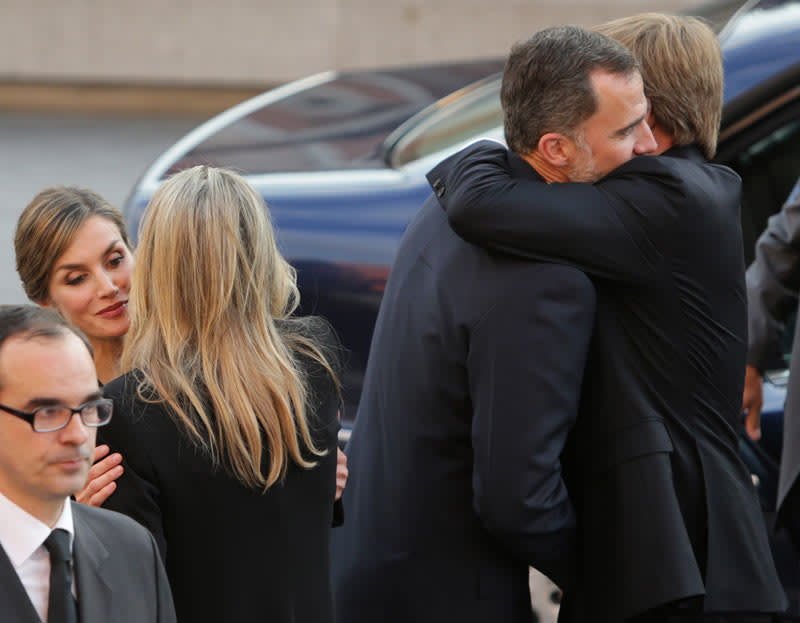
xmin=0 ymin=490 xmax=74 ymax=568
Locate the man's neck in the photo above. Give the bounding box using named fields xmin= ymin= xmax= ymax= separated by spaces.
xmin=36 ymin=499 xmax=65 ymax=528
xmin=0 ymin=483 xmax=65 ymax=527
xmin=520 ymin=150 xmax=569 ymax=183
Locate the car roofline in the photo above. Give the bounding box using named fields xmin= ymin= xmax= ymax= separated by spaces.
xmin=137 ymin=70 xmax=338 ymax=189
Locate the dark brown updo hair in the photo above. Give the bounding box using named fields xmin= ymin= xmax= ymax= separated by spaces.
xmin=15 ymin=186 xmax=130 ymax=303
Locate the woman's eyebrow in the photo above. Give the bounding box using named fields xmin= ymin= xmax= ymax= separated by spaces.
xmin=53 ymin=240 xmax=121 ymax=273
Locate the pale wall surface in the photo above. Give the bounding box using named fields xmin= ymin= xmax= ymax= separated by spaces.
xmin=0 ymin=0 xmax=698 ymax=87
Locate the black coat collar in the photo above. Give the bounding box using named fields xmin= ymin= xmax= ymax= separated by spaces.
xmin=661 ymin=143 xmax=705 ymax=163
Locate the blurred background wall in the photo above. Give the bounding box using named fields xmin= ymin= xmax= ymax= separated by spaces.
xmin=0 ymin=0 xmax=719 ymax=114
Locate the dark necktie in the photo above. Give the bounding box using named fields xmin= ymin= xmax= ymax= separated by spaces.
xmin=43 ymin=529 xmax=78 ymax=623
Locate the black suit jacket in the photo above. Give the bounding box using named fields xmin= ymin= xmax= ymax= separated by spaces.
xmin=331 ymin=156 xmax=596 ymax=623
xmin=98 ymin=329 xmax=341 ymax=623
xmin=430 ymin=141 xmax=787 ymax=621
xmin=0 ymin=501 xmax=175 ymax=623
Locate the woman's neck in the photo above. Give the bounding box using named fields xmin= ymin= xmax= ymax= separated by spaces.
xmin=91 ymin=337 xmax=124 ymax=384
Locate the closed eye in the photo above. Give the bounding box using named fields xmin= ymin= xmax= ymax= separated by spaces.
xmin=65 ymin=273 xmax=87 ymax=286
xmin=108 ymin=251 xmax=125 ymax=268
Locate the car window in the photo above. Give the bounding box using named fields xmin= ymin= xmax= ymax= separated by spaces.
xmin=718 ymin=100 xmax=800 ymax=265
xmin=161 ymin=63 xmax=506 ymax=178
xmin=386 ymin=77 xmax=502 ymax=168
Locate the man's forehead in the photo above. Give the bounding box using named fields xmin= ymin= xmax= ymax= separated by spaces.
xmin=589 ymin=69 xmax=644 ymax=98
xmin=1 ymin=331 xmax=86 ymax=358
xmin=0 ymin=332 xmax=97 ymax=392
xmin=588 ymin=70 xmax=647 ymax=120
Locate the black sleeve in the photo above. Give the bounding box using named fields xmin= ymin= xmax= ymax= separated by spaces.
xmin=293 ymin=316 xmax=346 ymax=527
xmin=468 ymin=262 xmax=595 ymax=589
xmin=100 ymin=376 xmax=168 ymax=562
xmin=429 ymin=140 xmax=683 ymax=284
xmin=332 ymin=498 xmax=345 ymax=527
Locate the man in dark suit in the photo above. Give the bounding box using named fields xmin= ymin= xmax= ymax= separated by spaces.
xmin=743 ymin=176 xmax=800 ymax=554
xmin=331 ymin=27 xmax=656 ymax=622
xmin=0 ymin=305 xmax=175 ymax=623
xmin=431 ymin=14 xmax=786 ymax=622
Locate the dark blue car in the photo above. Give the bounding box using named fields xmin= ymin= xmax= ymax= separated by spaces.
xmin=124 ymin=0 xmax=800 ymax=489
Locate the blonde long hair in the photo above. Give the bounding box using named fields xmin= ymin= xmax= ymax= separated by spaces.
xmin=594 ymin=13 xmax=723 ymax=159
xmin=122 ymin=166 xmax=340 ymax=489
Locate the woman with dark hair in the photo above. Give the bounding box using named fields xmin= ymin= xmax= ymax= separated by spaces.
xmin=15 ymin=186 xmax=133 ymax=384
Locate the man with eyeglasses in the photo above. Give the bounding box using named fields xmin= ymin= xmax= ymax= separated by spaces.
xmin=0 ymin=305 xmax=175 ymax=623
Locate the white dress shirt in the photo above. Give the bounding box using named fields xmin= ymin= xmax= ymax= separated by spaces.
xmin=0 ymin=491 xmax=75 ymax=623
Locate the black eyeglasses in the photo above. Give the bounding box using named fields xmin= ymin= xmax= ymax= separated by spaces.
xmin=0 ymin=399 xmax=113 ymax=432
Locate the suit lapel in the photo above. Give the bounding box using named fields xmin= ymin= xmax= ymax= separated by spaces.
xmin=0 ymin=542 xmax=41 ymax=623
xmin=71 ymin=503 xmax=112 ymax=623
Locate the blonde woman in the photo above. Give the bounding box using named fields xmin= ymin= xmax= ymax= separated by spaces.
xmin=98 ymin=166 xmax=343 ymax=622
xmin=15 ymin=183 xmax=346 ymax=512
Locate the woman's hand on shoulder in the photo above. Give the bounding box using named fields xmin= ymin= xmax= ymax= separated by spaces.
xmin=75 ymin=444 xmax=124 ymax=507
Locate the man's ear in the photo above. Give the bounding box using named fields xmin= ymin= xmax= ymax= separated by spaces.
xmin=646 ymin=106 xmax=656 ymax=130
xmin=537 ymin=132 xmax=573 ymax=168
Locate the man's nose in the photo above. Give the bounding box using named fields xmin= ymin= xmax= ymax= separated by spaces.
xmin=59 ymin=412 xmax=90 ymax=445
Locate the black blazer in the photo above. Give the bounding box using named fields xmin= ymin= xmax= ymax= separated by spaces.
xmin=98 ymin=332 xmax=341 ymax=623
xmin=331 ymin=158 xmax=596 ymax=623
xmin=0 ymin=502 xmax=175 ymax=623
xmin=429 ymin=141 xmax=787 ymax=621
